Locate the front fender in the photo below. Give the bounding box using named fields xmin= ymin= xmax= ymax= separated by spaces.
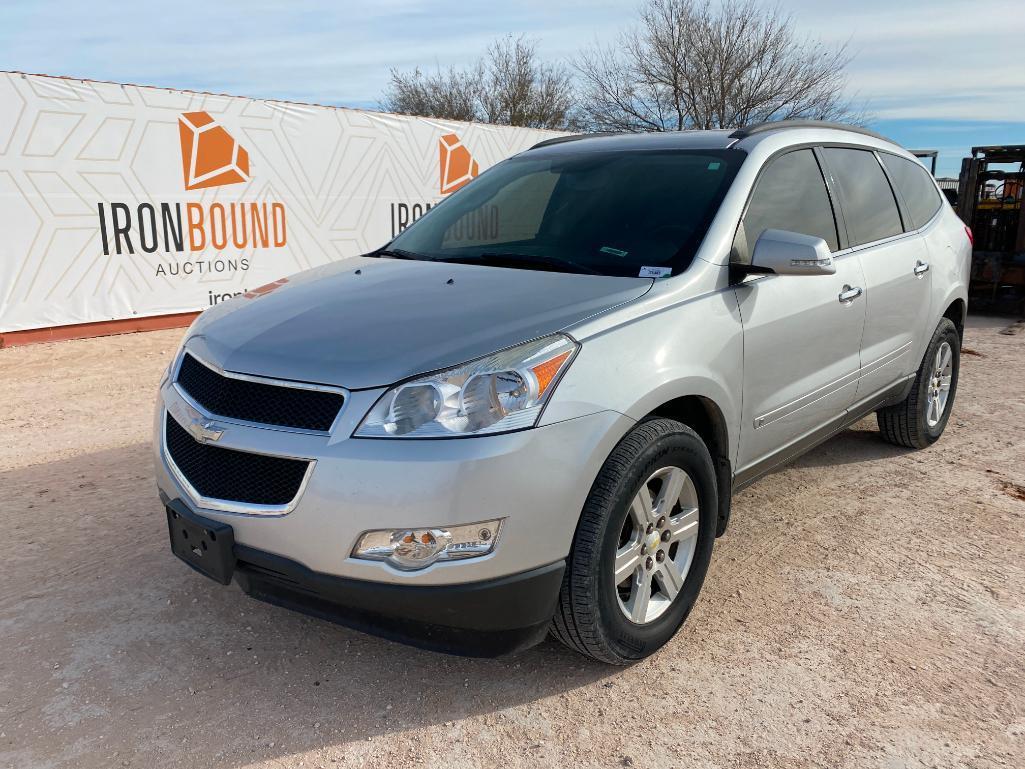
xmin=541 ymin=288 xmax=744 ymax=464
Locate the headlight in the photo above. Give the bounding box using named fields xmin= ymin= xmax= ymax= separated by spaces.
xmin=354 ymin=334 xmax=578 ymax=438
xmin=165 ymin=315 xmax=204 ymax=380
xmin=164 ymin=339 xmax=188 ymax=382
xmin=352 ymin=519 xmax=502 ymax=570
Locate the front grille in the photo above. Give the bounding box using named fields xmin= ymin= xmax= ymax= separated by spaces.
xmin=165 ymin=412 xmax=310 ymax=506
xmin=176 ymin=353 xmax=344 ymax=432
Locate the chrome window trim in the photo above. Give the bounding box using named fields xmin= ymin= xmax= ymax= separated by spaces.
xmin=911 ymin=204 xmax=943 ymax=234
xmin=161 ymin=408 xmax=316 ymax=517
xmin=829 ymin=226 xmax=917 ymax=258
xmin=173 ymin=348 xmax=349 ymax=436
xmin=732 ymin=140 xmax=934 ymax=266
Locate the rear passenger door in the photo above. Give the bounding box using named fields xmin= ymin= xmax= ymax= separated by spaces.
xmin=879 ymin=151 xmax=947 ymax=359
xmin=732 ymin=148 xmax=867 ymax=477
xmin=821 ymin=148 xmax=933 ymax=401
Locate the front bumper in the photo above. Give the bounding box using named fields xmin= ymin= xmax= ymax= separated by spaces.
xmin=165 ymin=495 xmax=564 ymax=655
xmin=154 ymin=371 xmax=633 ymax=649
xmin=236 ymin=540 xmax=565 ymax=656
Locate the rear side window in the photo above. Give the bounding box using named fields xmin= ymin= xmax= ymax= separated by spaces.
xmin=822 ymin=147 xmax=903 ymax=246
xmin=734 ymin=148 xmax=839 ymax=264
xmin=880 ymin=153 xmax=943 ymax=230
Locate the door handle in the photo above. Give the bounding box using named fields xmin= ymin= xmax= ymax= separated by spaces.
xmin=914 ymin=260 xmax=930 ymax=276
xmin=838 ymin=285 xmax=863 ymax=304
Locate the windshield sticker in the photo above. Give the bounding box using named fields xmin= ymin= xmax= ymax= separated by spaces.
xmin=599 ymin=246 xmax=629 ymax=257
xmin=639 ymin=266 xmax=672 ymax=279
xmin=707 ymin=161 xmax=721 ymax=170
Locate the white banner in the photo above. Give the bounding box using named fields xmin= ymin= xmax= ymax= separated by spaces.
xmin=0 ymin=72 xmax=565 ymax=332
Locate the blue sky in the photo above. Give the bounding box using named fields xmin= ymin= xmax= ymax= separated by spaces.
xmin=2 ymin=0 xmax=1022 ymax=177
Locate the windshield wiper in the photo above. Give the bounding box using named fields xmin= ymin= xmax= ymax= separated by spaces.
xmin=371 ymin=247 xmax=432 ymax=261
xmin=442 ymin=252 xmax=604 ymax=275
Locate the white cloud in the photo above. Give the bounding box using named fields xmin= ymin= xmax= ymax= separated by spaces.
xmin=1 ymin=0 xmax=1022 ymax=125
xmin=784 ymin=0 xmax=1025 ymax=121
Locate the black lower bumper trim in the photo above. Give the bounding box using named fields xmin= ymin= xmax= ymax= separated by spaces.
xmin=233 ymin=545 xmax=565 ymax=657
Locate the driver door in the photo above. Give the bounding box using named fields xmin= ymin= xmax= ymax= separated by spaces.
xmin=732 ymin=148 xmax=866 ymax=480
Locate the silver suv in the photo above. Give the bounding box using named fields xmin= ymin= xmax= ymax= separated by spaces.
xmin=155 ymin=121 xmax=970 ymax=664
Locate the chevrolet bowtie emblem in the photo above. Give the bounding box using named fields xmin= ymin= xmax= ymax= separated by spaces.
xmin=187 ymin=417 xmax=225 ymax=443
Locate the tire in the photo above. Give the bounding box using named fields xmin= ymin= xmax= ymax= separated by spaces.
xmin=877 ymin=318 xmax=960 ymax=449
xmin=550 ymin=418 xmax=717 ymax=664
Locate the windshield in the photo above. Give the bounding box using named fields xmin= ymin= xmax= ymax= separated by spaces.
xmin=386 ymin=148 xmax=745 ymax=278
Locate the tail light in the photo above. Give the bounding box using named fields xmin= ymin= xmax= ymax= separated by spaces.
xmin=965 ymin=225 xmax=974 ymax=246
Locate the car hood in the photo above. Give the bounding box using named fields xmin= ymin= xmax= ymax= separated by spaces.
xmin=186 ymin=257 xmax=652 ymax=389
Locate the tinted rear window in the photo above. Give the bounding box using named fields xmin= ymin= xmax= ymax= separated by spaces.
xmin=880 ymin=153 xmax=943 ymax=230
xmin=822 ymin=147 xmax=903 ymax=247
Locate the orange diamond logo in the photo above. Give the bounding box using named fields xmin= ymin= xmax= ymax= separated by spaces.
xmin=439 ymin=133 xmax=479 ymax=195
xmin=178 ymin=112 xmax=250 ymax=191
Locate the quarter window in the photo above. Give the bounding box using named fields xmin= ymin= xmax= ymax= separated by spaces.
xmin=734 ymin=149 xmax=839 ymax=264
xmin=822 ymin=147 xmax=903 ymax=246
xmin=880 ymin=153 xmax=943 ymax=230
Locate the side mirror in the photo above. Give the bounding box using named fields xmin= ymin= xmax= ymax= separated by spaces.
xmin=749 ymin=229 xmax=835 ymax=276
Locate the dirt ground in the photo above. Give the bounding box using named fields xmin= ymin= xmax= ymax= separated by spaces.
xmin=0 ymin=316 xmax=1023 ymax=769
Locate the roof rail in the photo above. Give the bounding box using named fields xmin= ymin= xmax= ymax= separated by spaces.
xmin=729 ymin=120 xmax=893 ymax=143
xmin=529 ymin=132 xmax=620 ymax=150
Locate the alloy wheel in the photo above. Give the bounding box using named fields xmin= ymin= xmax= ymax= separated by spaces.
xmin=926 ymin=341 xmax=953 ymax=428
xmin=615 ymin=466 xmax=700 ymax=624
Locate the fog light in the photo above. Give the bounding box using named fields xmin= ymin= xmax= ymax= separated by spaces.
xmin=352 ymin=519 xmax=502 ymax=571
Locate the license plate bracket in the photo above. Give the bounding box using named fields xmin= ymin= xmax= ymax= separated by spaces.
xmin=166 ymin=502 xmax=236 ymax=585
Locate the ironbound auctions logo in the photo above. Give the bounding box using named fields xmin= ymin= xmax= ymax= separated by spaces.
xmin=95 ymin=112 xmax=287 ymax=277
xmin=439 ymin=133 xmax=479 ymax=194
xmin=388 ymin=132 xmax=481 ymax=237
xmin=178 ymin=111 xmax=250 ymax=190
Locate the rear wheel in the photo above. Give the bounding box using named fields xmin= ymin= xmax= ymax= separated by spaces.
xmin=550 ymin=418 xmax=717 ymax=664
xmin=877 ymin=318 xmax=960 ymax=449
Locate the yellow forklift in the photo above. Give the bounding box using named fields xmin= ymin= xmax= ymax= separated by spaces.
xmin=958 ymin=145 xmax=1025 ymax=314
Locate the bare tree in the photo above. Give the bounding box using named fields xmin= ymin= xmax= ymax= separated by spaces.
xmin=380 ymin=65 xmax=481 ymax=124
xmin=382 ymin=36 xmax=576 ymax=130
xmin=576 ymin=0 xmax=860 ymax=132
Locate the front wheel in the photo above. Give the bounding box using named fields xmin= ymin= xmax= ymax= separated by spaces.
xmin=550 ymin=418 xmax=717 ymax=664
xmin=877 ymin=318 xmax=960 ymax=449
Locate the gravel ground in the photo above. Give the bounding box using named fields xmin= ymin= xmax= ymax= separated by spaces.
xmin=0 ymin=315 xmax=1023 ymax=769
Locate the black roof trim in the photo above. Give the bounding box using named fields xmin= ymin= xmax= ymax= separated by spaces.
xmin=529 ymin=132 xmax=621 ymax=150
xmin=729 ymin=120 xmax=893 ymax=143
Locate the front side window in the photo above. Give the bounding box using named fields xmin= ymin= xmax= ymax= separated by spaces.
xmin=733 ymin=148 xmax=839 ymax=264
xmin=822 ymin=147 xmax=903 ymax=246
xmin=388 ymin=149 xmax=745 ymax=277
xmin=880 ymin=153 xmax=943 ymax=230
